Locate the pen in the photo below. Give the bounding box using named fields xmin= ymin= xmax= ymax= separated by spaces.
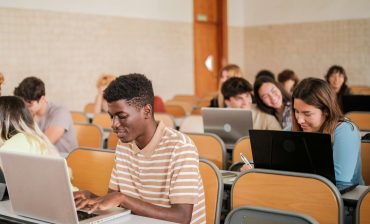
xmin=240 ymin=152 xmax=253 ymax=169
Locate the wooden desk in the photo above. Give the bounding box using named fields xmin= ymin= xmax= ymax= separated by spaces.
xmin=0 ymin=200 xmax=175 ymax=224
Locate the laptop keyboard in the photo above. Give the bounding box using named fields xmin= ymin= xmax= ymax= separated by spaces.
xmin=77 ymin=210 xmax=98 ymax=221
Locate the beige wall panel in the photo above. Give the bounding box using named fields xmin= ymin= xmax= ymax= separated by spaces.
xmin=241 ymin=18 xmax=370 ymax=85
xmin=0 ymin=8 xmax=193 ymax=111
xmin=228 ymin=26 xmax=246 ymax=75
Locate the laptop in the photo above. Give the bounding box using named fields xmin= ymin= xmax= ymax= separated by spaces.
xmin=0 ymin=169 xmax=8 ymax=201
xmin=0 ymin=151 xmax=130 ymax=224
xmin=249 ymin=130 xmax=357 ymax=194
xmin=202 ymin=108 xmax=253 ymax=148
xmin=342 ymin=95 xmax=370 ymax=114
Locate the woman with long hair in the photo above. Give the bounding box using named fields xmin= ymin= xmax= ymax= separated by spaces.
xmin=292 ymin=78 xmax=363 ymax=186
xmin=0 ymin=96 xmax=58 ymax=155
xmin=254 ymin=77 xmax=292 ymax=129
xmin=325 ymin=65 xmax=351 ymax=110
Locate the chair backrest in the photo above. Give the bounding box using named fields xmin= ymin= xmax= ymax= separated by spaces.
xmin=107 ymin=131 xmax=119 ymax=150
xmin=199 ymin=159 xmax=223 ymax=224
xmin=67 ymin=148 xmax=115 ymax=196
xmin=187 ymin=133 xmax=226 ymax=169
xmin=164 ymin=104 xmax=187 ymax=118
xmin=232 ymin=136 xmax=252 ymax=164
xmin=231 ymin=169 xmax=344 ymax=224
xmin=165 ymin=100 xmax=194 ymax=115
xmin=350 ymin=85 xmax=370 ymax=95
xmin=154 ymin=95 xmax=166 ymax=113
xmin=92 ymin=113 xmax=112 ymax=130
xmin=154 ymin=113 xmax=176 ymax=129
xmin=83 ymin=102 xmax=95 ymax=114
xmin=179 ymin=115 xmax=204 ymax=133
xmin=356 ymin=187 xmax=370 ymax=224
xmin=73 ymin=123 xmax=104 ymax=148
xmin=225 ymin=206 xmax=319 ymax=224
xmin=346 ymin=112 xmax=370 ymax=130
xmin=361 ymin=141 xmax=370 ymax=185
xmin=70 ymin=111 xmax=88 ymax=123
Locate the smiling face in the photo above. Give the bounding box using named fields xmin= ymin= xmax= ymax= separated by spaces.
xmin=225 ymin=93 xmax=253 ymax=109
xmin=258 ymin=82 xmax=283 ymax=109
xmin=108 ymin=99 xmax=146 ymax=144
xmin=293 ymin=99 xmax=326 ymax=132
xmin=328 ymin=72 xmax=345 ymax=93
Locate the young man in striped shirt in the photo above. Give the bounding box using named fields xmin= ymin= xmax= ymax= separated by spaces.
xmin=75 ymin=74 xmax=206 ymax=224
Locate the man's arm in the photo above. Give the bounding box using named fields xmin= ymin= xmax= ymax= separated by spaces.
xmin=77 ymin=191 xmax=193 ymax=224
xmin=44 ymin=125 xmax=65 ymax=144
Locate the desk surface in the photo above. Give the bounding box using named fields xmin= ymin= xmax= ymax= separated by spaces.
xmin=0 ymin=200 xmax=175 ymax=224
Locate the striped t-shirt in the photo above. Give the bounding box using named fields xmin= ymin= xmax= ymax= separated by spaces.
xmin=109 ymin=121 xmax=206 ymax=224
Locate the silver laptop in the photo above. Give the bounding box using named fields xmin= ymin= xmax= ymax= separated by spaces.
xmin=0 ymin=151 xmax=130 ymax=224
xmin=202 ymin=108 xmax=253 ymax=148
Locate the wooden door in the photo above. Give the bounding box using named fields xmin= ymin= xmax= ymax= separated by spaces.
xmin=194 ymin=0 xmax=228 ymax=98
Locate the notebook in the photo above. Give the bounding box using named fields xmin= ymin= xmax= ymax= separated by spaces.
xmin=249 ymin=130 xmax=357 ymax=194
xmin=202 ymin=108 xmax=253 ymax=148
xmin=0 ymin=151 xmax=130 ymax=224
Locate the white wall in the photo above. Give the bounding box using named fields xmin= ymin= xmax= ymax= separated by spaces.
xmin=0 ymin=0 xmax=192 ymax=22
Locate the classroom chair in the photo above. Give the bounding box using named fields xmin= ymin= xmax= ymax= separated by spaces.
xmin=356 ymin=187 xmax=370 ymax=224
xmin=74 ymin=123 xmax=104 ymax=148
xmin=199 ymin=159 xmax=223 ymax=224
xmin=231 ymin=169 xmax=344 ymax=224
xmin=107 ymin=131 xmax=119 ymax=149
xmin=67 ymin=148 xmax=115 ymax=196
xmin=83 ymin=102 xmax=95 ymax=114
xmin=70 ymin=111 xmax=89 ymax=123
xmin=232 ymin=136 xmax=252 ymax=164
xmin=361 ymin=140 xmax=370 ymax=186
xmin=225 ymin=206 xmax=318 ymax=224
xmin=92 ymin=112 xmax=112 ymax=130
xmin=187 ymin=133 xmax=227 ymax=170
xmin=346 ymin=111 xmax=370 ymax=130
xmin=154 ymin=112 xmax=176 ymax=129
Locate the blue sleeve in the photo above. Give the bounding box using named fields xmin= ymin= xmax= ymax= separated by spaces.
xmin=333 ymin=122 xmax=362 ymax=185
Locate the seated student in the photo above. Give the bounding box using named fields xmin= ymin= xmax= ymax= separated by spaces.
xmin=94 ymin=74 xmax=116 ymax=115
xmin=74 ymin=74 xmax=206 ymax=223
xmin=14 ymin=77 xmax=77 ymax=154
xmin=277 ymin=69 xmax=299 ymax=93
xmin=221 ymin=77 xmax=281 ymax=130
xmin=0 ymin=96 xmax=59 ymax=156
xmin=209 ymin=64 xmax=242 ymax=108
xmin=292 ymin=78 xmax=363 ymax=186
xmin=0 ymin=96 xmax=78 ymax=190
xmin=255 ymin=69 xmax=275 ymax=81
xmin=254 ymin=77 xmax=292 ymax=129
xmin=325 ymin=65 xmax=351 ymax=110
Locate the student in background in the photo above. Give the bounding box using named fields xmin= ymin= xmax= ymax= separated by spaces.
xmin=94 ymin=74 xmax=116 ymax=115
xmin=0 ymin=96 xmax=58 ymax=156
xmin=14 ymin=77 xmax=77 ymax=154
xmin=221 ymin=77 xmax=281 ymax=130
xmin=325 ymin=65 xmax=351 ymax=109
xmin=255 ymin=69 xmax=275 ymax=81
xmin=209 ymin=64 xmax=242 ymax=108
xmin=277 ymin=69 xmax=299 ymax=93
xmin=0 ymin=72 xmax=4 ymax=96
xmin=74 ymin=74 xmax=206 ymax=223
xmin=292 ymin=78 xmax=363 ymax=186
xmin=254 ymin=77 xmax=292 ymax=129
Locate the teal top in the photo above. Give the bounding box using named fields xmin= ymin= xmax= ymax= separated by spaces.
xmin=333 ymin=121 xmax=364 ymax=186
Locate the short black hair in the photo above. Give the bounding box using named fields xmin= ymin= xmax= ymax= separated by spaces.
xmin=221 ymin=77 xmax=253 ymax=100
xmin=14 ymin=77 xmax=45 ymax=102
xmin=103 ymin=73 xmax=154 ymax=110
xmin=255 ymin=70 xmax=275 ymax=81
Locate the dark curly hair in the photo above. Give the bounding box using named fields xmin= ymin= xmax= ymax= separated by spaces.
xmin=103 ymin=73 xmax=154 ymax=111
xmin=221 ymin=77 xmax=253 ymax=100
xmin=14 ymin=77 xmax=45 ymax=102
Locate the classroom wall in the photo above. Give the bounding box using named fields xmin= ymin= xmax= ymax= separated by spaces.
xmin=0 ymin=3 xmax=193 ymax=111
xmin=228 ymin=0 xmax=370 ymax=85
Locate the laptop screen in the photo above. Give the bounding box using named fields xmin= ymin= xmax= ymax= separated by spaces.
xmin=342 ymin=95 xmax=370 ymax=114
xmin=202 ymin=108 xmax=253 ymax=145
xmin=249 ymin=130 xmax=336 ymax=184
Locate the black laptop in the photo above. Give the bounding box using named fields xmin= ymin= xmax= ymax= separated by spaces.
xmin=249 ymin=130 xmax=357 ymax=194
xmin=342 ymin=95 xmax=370 ymax=114
xmin=0 ymin=169 xmax=8 ymax=200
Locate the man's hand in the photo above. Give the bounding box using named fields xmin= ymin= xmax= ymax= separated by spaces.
xmin=76 ymin=191 xmax=125 ymax=213
xmin=74 ymin=190 xmax=96 ymax=209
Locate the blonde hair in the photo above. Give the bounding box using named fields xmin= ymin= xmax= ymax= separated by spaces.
xmin=96 ymin=74 xmax=116 ymax=88
xmin=0 ymin=72 xmax=4 ymax=85
xmin=217 ymin=64 xmax=242 ymax=107
xmin=0 ymin=96 xmax=58 ymax=156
